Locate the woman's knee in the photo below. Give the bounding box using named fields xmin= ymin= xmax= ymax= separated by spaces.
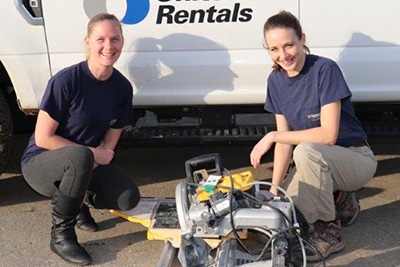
xmin=293 ymin=142 xmax=323 ymax=164
xmin=118 ymin=187 xmax=141 ymax=211
xmin=62 ymin=145 xmax=94 ymax=170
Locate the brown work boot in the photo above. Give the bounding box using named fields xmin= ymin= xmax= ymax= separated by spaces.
xmin=302 ymin=220 xmax=345 ymax=262
xmin=335 ymin=191 xmax=360 ymax=226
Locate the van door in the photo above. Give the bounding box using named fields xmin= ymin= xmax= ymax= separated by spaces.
xmin=0 ymin=0 xmax=50 ymax=109
xmin=300 ymin=0 xmax=400 ymax=102
xmin=41 ymin=0 xmax=298 ymax=107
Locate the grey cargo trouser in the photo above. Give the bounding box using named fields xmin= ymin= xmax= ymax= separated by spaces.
xmin=281 ymin=142 xmax=377 ymax=224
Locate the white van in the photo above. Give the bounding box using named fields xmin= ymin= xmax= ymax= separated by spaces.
xmin=0 ymin=0 xmax=399 ymax=173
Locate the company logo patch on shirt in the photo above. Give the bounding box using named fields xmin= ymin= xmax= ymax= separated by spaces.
xmin=109 ymin=119 xmax=117 ymax=126
xmin=307 ymin=113 xmax=320 ymax=122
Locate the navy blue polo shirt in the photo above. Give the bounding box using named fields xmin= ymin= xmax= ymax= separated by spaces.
xmin=21 ymin=61 xmax=133 ymax=167
xmin=265 ymin=54 xmax=366 ymax=147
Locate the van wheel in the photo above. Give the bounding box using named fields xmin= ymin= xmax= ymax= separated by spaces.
xmin=0 ymin=91 xmax=14 ymax=175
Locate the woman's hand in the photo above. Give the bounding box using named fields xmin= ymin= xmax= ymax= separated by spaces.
xmin=269 ymin=186 xmax=280 ymax=196
xmin=250 ymin=132 xmax=275 ymax=169
xmin=90 ymin=144 xmax=114 ymax=166
xmin=90 ymin=129 xmax=123 ymax=169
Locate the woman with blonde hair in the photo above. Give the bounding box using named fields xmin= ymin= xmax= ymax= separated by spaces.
xmin=21 ymin=13 xmax=140 ymax=265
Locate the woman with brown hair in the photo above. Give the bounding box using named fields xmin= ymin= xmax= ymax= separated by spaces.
xmin=250 ymin=11 xmax=377 ymax=261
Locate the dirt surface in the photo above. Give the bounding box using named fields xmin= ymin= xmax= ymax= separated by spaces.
xmin=1 ymin=133 xmax=400 ymax=266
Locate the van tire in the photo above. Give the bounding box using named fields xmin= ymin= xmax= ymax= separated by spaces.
xmin=0 ymin=90 xmax=14 ymax=176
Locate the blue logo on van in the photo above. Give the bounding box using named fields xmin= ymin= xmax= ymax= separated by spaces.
xmin=121 ymin=0 xmax=150 ymax=24
xmin=83 ymin=0 xmax=150 ymax=25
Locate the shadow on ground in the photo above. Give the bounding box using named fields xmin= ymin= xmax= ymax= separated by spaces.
xmin=84 ymin=231 xmax=148 ymax=265
xmin=331 ymin=199 xmax=400 ymax=266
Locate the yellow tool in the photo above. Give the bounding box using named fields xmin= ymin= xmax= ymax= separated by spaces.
xmin=111 ymin=195 xmax=248 ymax=249
xmin=197 ymin=171 xmax=254 ymax=202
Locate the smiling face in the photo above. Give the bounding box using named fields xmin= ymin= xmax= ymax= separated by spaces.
xmin=265 ymin=27 xmax=306 ymax=77
xmin=85 ymin=20 xmax=123 ymax=79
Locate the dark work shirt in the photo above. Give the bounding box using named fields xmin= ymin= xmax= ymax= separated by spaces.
xmin=21 ymin=61 xmax=133 ymax=167
xmin=265 ymin=54 xmax=367 ymax=147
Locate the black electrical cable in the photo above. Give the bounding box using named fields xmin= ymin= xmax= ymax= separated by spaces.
xmin=224 ymin=168 xmax=255 ymax=255
xmin=187 ymin=182 xmax=201 ymax=188
xmin=216 ymin=184 xmax=291 ymax=228
xmin=189 ymin=171 xmax=296 ymax=263
xmin=294 ymin=231 xmax=326 ymax=266
xmin=216 ymin=175 xmax=293 ymax=259
xmin=215 ymin=182 xmax=291 ymax=225
xmin=256 ymin=227 xmax=295 ymax=261
xmin=239 ymin=189 xmax=292 ymax=228
xmin=233 ymin=184 xmax=294 ymax=254
xmin=230 ymin=187 xmax=296 ymax=263
xmin=242 ymin=190 xmax=294 ymax=261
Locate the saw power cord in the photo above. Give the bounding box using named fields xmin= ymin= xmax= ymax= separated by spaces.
xmin=240 ymin=182 xmax=298 ymax=228
xmin=215 ymin=184 xmax=291 ymax=228
xmin=223 ymin=168 xmax=296 ymax=264
xmin=241 ymin=181 xmax=308 ymax=267
xmin=239 ymin=189 xmax=291 ymax=227
xmin=186 ymin=172 xmax=325 ymax=266
xmin=295 ymin=232 xmax=326 ymax=266
xmin=249 ymin=227 xmax=273 ymax=239
xmin=224 ymin=168 xmax=254 ymax=256
xmin=256 ymin=226 xmax=297 ymax=261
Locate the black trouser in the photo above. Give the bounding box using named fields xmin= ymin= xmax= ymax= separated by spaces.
xmin=22 ymin=145 xmax=140 ymax=210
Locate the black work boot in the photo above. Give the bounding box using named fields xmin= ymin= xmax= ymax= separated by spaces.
xmin=76 ymin=203 xmax=98 ymax=232
xmin=50 ymin=189 xmax=92 ymax=265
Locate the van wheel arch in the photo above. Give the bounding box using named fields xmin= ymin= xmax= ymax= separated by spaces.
xmin=0 ymin=90 xmax=14 ymax=175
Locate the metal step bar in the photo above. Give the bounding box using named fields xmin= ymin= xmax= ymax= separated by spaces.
xmin=121 ymin=125 xmax=276 ymax=144
xmin=121 ymin=121 xmax=400 ymax=145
